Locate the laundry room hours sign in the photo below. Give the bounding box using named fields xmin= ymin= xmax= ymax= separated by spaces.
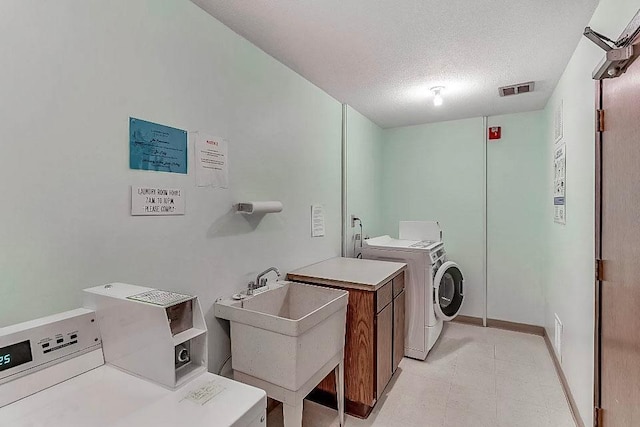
xmin=131 ymin=186 xmax=185 ymax=216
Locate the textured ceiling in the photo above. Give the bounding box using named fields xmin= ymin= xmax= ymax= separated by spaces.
xmin=192 ymin=0 xmax=598 ymax=128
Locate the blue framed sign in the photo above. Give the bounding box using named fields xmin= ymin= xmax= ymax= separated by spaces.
xmin=129 ymin=117 xmax=187 ymax=174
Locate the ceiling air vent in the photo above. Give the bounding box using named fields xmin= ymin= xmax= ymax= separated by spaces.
xmin=499 ymin=81 xmax=535 ymax=97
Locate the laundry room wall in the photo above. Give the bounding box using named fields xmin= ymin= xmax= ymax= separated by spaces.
xmin=0 ymin=0 xmax=342 ymax=375
xmin=381 ymin=118 xmax=486 ymax=319
xmin=345 ymin=106 xmax=385 ymax=257
xmin=487 ymin=111 xmax=546 ymax=326
xmin=542 ymin=1 xmax=640 ymax=425
xmin=380 ymin=112 xmax=549 ymax=324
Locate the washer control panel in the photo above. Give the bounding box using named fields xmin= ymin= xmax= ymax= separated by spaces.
xmin=0 ymin=309 xmax=101 ymax=385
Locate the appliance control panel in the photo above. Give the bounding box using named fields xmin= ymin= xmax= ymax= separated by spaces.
xmin=0 ymin=309 xmax=101 ymax=385
xmin=429 ymin=246 xmax=446 ymax=264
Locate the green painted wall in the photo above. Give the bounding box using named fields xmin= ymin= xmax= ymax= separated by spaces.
xmin=345 ymin=106 xmax=384 ymax=257
xmin=542 ymin=1 xmax=640 ymax=425
xmin=381 ymin=118 xmax=486 ymax=318
xmin=0 ymin=0 xmax=342 ymax=375
xmin=487 ymin=111 xmax=546 ymax=326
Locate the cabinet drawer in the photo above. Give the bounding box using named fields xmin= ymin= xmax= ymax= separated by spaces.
xmin=392 ymin=273 xmax=405 ymax=298
xmin=376 ymin=281 xmax=393 ymax=313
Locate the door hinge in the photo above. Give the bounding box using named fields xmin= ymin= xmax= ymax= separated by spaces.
xmin=597 ymin=109 xmax=605 ymax=132
xmin=596 ymin=259 xmax=604 ymax=281
xmin=595 ymin=406 xmax=603 ymax=427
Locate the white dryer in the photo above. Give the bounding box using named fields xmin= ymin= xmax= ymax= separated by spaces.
xmin=0 ymin=284 xmax=267 ymax=426
xmin=362 ymin=221 xmax=464 ymax=360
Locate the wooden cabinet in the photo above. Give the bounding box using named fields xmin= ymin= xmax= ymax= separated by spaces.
xmin=287 ymin=258 xmax=406 ymax=418
xmin=376 ymin=298 xmax=393 ymax=398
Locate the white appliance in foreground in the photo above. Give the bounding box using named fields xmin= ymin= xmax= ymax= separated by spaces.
xmin=0 ymin=283 xmax=266 ymax=427
xmin=362 ymin=221 xmax=464 ymax=360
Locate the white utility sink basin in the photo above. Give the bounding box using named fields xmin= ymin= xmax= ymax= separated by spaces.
xmin=215 ymin=281 xmax=347 ymax=390
xmin=215 ymin=281 xmax=348 ymax=427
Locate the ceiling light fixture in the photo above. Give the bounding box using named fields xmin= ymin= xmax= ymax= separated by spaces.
xmin=431 ymin=86 xmax=444 ymax=106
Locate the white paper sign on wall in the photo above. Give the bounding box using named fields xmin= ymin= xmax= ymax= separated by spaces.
xmin=131 ymin=186 xmax=185 ymax=216
xmin=553 ymin=144 xmax=566 ymax=224
xmin=311 ymin=204 xmax=325 ymax=237
xmin=193 ymin=132 xmax=229 ymax=188
xmin=554 ymin=100 xmax=563 ymax=143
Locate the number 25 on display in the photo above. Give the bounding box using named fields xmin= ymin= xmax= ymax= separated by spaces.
xmin=0 ymin=354 xmax=10 ymax=365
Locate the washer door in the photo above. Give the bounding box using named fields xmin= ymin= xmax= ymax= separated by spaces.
xmin=434 ymin=261 xmax=464 ymax=321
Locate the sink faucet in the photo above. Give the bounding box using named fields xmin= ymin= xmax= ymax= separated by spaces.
xmin=247 ymin=267 xmax=281 ymax=295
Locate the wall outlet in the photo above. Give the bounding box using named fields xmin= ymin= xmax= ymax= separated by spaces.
xmin=554 ymin=314 xmax=563 ymax=363
xmin=355 ymin=233 xmax=361 ymax=241
xmin=350 ymin=214 xmax=358 ymax=228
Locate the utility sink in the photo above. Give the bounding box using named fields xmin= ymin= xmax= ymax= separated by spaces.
xmin=214 ymin=281 xmax=348 ymax=392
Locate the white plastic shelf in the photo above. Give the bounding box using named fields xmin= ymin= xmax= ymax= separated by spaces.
xmin=173 ymin=328 xmax=206 ymax=346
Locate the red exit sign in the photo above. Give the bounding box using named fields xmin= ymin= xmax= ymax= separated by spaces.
xmin=489 ymin=126 xmax=501 ymax=140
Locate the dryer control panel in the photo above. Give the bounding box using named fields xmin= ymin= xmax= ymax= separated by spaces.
xmin=430 ymin=244 xmax=446 ymax=264
xmin=0 ymin=309 xmax=102 ymax=385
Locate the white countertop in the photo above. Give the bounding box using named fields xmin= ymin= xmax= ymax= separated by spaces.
xmin=287 ymin=257 xmax=406 ymax=291
xmin=0 ymin=365 xmax=266 ymax=427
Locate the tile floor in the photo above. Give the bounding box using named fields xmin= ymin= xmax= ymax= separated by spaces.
xmin=268 ymin=322 xmax=576 ymax=427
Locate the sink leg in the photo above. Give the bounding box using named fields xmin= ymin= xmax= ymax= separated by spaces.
xmin=335 ymin=361 xmax=345 ymax=427
xmin=283 ymin=401 xmax=303 ymax=427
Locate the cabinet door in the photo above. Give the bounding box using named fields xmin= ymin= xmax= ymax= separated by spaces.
xmin=393 ymin=290 xmax=405 ymax=372
xmin=316 ymin=288 xmax=376 ymax=406
xmin=376 ymin=302 xmax=393 ymax=398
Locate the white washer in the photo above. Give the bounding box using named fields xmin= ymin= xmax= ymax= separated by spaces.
xmin=362 ymin=221 xmax=464 ymax=360
xmin=0 ymin=305 xmax=266 ymax=426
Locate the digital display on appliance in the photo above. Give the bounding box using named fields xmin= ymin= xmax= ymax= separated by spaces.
xmin=0 ymin=340 xmax=32 ymax=372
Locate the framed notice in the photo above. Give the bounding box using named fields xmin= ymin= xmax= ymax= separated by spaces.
xmin=130 ymin=117 xmax=187 ymax=174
